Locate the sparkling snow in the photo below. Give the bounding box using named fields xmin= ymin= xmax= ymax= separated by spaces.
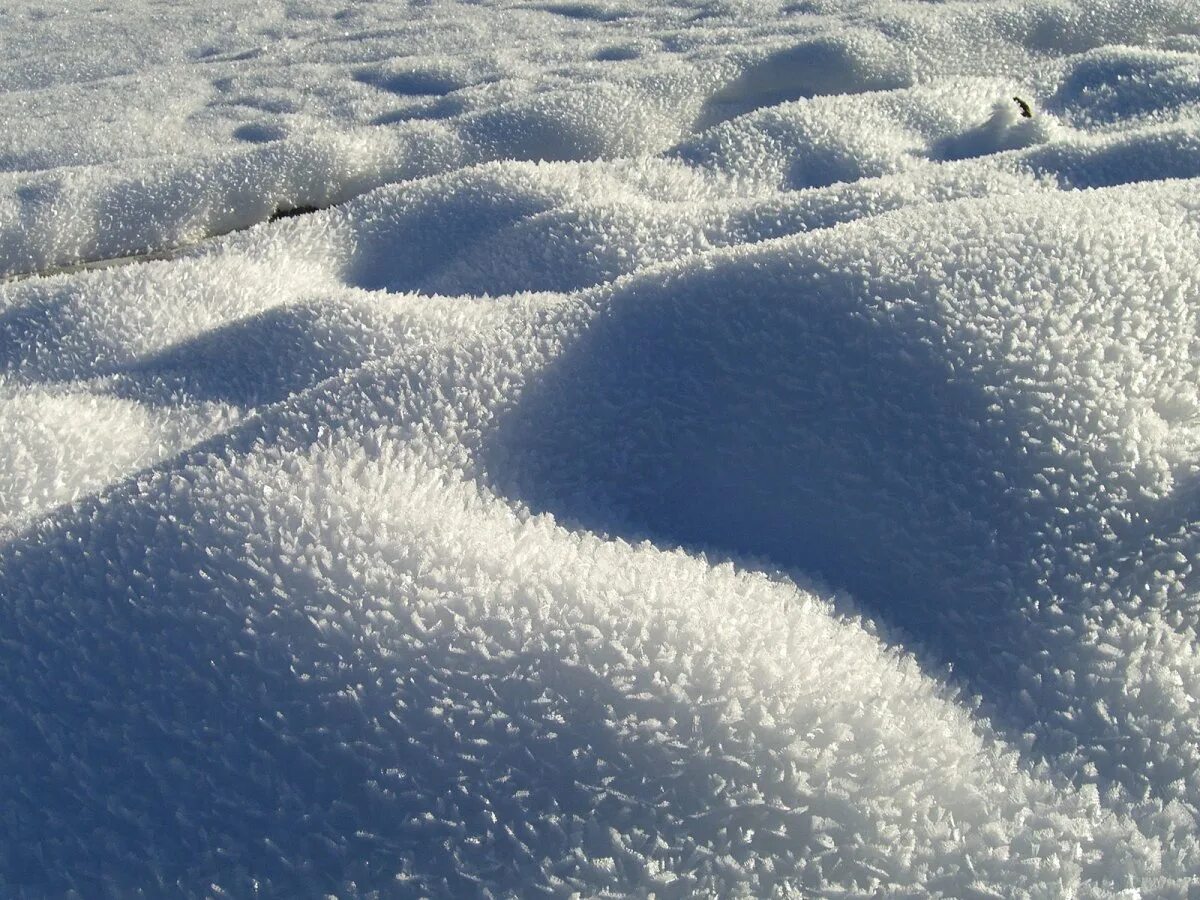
xmin=2 ymin=0 xmax=1200 ymax=895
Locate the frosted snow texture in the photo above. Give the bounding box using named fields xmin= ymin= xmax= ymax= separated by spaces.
xmin=2 ymin=0 xmax=1200 ymax=895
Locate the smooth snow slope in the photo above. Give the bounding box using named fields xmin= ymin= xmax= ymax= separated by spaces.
xmin=2 ymin=0 xmax=1200 ymax=895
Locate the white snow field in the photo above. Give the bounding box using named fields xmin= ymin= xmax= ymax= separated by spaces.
xmin=3 ymin=0 xmax=1200 ymax=895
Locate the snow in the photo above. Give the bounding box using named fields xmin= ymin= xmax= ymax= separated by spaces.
xmin=2 ymin=0 xmax=1200 ymax=894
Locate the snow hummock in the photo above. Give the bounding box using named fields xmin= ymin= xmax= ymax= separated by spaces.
xmin=2 ymin=0 xmax=1200 ymax=895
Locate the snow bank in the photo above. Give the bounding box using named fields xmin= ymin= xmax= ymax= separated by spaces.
xmin=3 ymin=0 xmax=1200 ymax=894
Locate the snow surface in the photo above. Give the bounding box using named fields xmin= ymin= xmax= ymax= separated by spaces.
xmin=3 ymin=0 xmax=1200 ymax=895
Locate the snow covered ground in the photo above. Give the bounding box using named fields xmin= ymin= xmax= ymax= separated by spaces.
xmin=2 ymin=0 xmax=1200 ymax=894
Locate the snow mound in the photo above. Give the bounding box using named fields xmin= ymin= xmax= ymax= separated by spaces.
xmin=3 ymin=0 xmax=1200 ymax=895
xmin=488 ymin=181 xmax=1200 ymax=827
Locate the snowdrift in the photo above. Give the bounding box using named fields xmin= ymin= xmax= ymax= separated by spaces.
xmin=2 ymin=0 xmax=1200 ymax=894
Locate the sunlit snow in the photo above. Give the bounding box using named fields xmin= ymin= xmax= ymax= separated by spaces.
xmin=2 ymin=0 xmax=1200 ymax=895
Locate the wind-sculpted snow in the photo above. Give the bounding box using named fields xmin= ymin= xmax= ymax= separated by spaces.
xmin=2 ymin=0 xmax=1200 ymax=895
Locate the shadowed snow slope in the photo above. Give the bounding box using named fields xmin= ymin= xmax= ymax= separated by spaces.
xmin=3 ymin=0 xmax=1200 ymax=895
